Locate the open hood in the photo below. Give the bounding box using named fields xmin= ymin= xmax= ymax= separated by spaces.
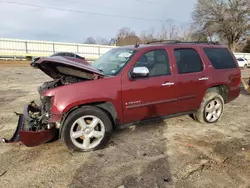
xmin=31 ymin=56 xmax=104 ymax=80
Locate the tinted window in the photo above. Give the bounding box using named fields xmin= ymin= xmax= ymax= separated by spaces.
xmin=134 ymin=49 xmax=171 ymax=77
xmin=204 ymin=48 xmax=237 ymax=69
xmin=174 ymin=49 xmax=203 ymax=74
xmin=54 ymin=52 xmax=65 ymax=57
xmin=65 ymin=53 xmax=75 ymax=57
xmin=75 ymin=54 xmax=83 ymax=59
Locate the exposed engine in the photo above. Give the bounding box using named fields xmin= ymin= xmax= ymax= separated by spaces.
xmin=38 ymin=76 xmax=87 ymax=94
xmin=26 ymin=76 xmax=88 ymax=131
xmin=25 ymin=101 xmax=45 ymax=131
xmin=28 ymin=76 xmax=88 ymax=130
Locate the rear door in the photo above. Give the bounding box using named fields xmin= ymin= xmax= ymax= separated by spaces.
xmin=173 ymin=48 xmax=209 ymax=112
xmin=121 ymin=48 xmax=179 ymax=124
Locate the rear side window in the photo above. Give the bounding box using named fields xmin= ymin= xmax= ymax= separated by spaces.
xmin=203 ymin=48 xmax=237 ymax=69
xmin=174 ymin=49 xmax=203 ymax=74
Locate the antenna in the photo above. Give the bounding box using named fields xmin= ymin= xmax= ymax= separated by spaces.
xmin=134 ymin=41 xmax=140 ymax=48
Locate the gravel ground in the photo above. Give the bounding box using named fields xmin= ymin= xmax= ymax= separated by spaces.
xmin=0 ymin=63 xmax=250 ymax=188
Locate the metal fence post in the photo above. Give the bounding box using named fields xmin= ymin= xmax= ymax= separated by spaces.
xmin=25 ymin=41 xmax=28 ymax=53
xmin=53 ymin=43 xmax=55 ymax=53
xmin=98 ymin=46 xmax=101 ymax=57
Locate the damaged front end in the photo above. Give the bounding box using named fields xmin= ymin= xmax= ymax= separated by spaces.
xmin=1 ymin=56 xmax=104 ymax=147
xmin=1 ymin=100 xmax=56 ymax=147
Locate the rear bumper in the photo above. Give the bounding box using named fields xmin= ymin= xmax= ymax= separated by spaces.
xmin=1 ymin=104 xmax=56 ymax=147
xmin=226 ymin=87 xmax=240 ymax=104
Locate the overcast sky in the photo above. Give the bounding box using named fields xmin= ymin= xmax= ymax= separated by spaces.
xmin=0 ymin=0 xmax=196 ymax=43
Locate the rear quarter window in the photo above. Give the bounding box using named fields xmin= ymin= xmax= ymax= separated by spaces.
xmin=203 ymin=48 xmax=237 ymax=69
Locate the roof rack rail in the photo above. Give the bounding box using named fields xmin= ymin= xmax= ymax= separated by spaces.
xmin=146 ymin=40 xmax=219 ymax=45
xmin=146 ymin=40 xmax=182 ymax=44
xmin=174 ymin=41 xmax=219 ymax=45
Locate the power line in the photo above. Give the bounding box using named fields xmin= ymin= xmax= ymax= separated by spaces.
xmin=45 ymin=0 xmax=138 ymax=12
xmin=0 ymin=0 xmax=189 ymax=24
xmin=134 ymin=0 xmax=165 ymax=5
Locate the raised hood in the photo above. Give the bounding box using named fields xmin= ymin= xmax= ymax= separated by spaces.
xmin=31 ymin=56 xmax=104 ymax=80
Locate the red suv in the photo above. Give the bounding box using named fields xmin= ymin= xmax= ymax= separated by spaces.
xmin=1 ymin=42 xmax=241 ymax=152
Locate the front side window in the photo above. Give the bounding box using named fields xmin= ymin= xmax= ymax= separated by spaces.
xmin=134 ymin=49 xmax=171 ymax=77
xmin=92 ymin=48 xmax=135 ymax=76
xmin=174 ymin=48 xmax=203 ymax=74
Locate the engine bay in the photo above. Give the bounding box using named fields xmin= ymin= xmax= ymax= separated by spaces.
xmin=38 ymin=76 xmax=88 ymax=94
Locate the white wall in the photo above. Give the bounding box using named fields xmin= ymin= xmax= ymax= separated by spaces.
xmin=0 ymin=38 xmax=116 ymax=60
xmin=1 ymin=38 xmax=249 ymax=61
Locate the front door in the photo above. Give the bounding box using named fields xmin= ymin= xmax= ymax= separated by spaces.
xmin=121 ymin=49 xmax=179 ymax=124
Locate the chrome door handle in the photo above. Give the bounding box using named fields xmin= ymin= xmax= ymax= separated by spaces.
xmin=162 ymin=82 xmax=175 ymax=86
xmin=199 ymin=77 xmax=209 ymax=81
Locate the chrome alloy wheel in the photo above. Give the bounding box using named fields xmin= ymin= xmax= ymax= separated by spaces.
xmin=70 ymin=115 xmax=105 ymax=150
xmin=205 ymin=98 xmax=223 ymax=123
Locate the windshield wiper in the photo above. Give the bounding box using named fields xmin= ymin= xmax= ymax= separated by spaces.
xmin=97 ymin=68 xmax=103 ymax=72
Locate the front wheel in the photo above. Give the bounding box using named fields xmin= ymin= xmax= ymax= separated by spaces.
xmin=194 ymin=92 xmax=224 ymax=123
xmin=61 ymin=106 xmax=113 ymax=152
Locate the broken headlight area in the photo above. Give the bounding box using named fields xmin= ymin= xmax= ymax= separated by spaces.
xmin=1 ymin=100 xmax=56 ymax=147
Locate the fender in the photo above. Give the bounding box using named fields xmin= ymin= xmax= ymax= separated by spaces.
xmin=58 ymin=101 xmax=118 ymax=138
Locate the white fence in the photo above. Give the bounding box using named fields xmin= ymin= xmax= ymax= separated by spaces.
xmin=0 ymin=38 xmax=249 ymax=61
xmin=0 ymin=38 xmax=116 ymax=61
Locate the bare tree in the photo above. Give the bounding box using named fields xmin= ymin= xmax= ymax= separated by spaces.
xmin=178 ymin=23 xmax=198 ymax=41
xmin=96 ymin=37 xmax=109 ymax=45
xmin=116 ymin=27 xmax=140 ymax=46
xmin=139 ymin=22 xmax=203 ymax=43
xmin=117 ymin=27 xmax=136 ymax=39
xmin=140 ymin=28 xmax=156 ymax=43
xmin=188 ymin=30 xmax=209 ymax=42
xmin=157 ymin=19 xmax=180 ymax=40
xmin=243 ymin=39 xmax=250 ymax=52
xmin=84 ymin=37 xmax=96 ymax=44
xmin=192 ymin=0 xmax=250 ymax=51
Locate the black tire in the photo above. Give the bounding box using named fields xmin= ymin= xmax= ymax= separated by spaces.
xmin=194 ymin=91 xmax=224 ymax=123
xmin=61 ymin=105 xmax=113 ymax=152
xmin=244 ymin=64 xmax=248 ymax=69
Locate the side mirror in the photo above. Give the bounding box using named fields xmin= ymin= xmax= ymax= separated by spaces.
xmin=131 ymin=67 xmax=149 ymax=79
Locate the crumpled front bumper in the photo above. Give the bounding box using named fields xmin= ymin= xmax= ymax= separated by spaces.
xmin=0 ymin=104 xmax=56 ymax=147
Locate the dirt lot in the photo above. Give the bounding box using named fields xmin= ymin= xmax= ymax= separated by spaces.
xmin=0 ymin=61 xmax=250 ymax=188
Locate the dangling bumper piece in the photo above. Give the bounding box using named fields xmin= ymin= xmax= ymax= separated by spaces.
xmin=0 ymin=103 xmax=56 ymax=147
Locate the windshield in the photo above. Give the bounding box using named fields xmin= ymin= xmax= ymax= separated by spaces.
xmin=92 ymin=48 xmax=135 ymax=76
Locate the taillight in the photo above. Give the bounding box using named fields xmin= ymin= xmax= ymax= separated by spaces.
xmin=235 ymin=75 xmax=241 ymax=87
xmin=229 ymin=74 xmax=241 ymax=87
xmin=237 ymin=77 xmax=241 ymax=87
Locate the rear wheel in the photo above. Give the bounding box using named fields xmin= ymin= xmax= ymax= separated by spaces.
xmin=194 ymin=92 xmax=224 ymax=123
xmin=244 ymin=64 xmax=248 ymax=69
xmin=61 ymin=106 xmax=113 ymax=152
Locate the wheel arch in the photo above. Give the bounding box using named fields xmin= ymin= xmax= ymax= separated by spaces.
xmin=58 ymin=101 xmax=117 ymax=138
xmin=206 ymin=85 xmax=228 ymax=102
